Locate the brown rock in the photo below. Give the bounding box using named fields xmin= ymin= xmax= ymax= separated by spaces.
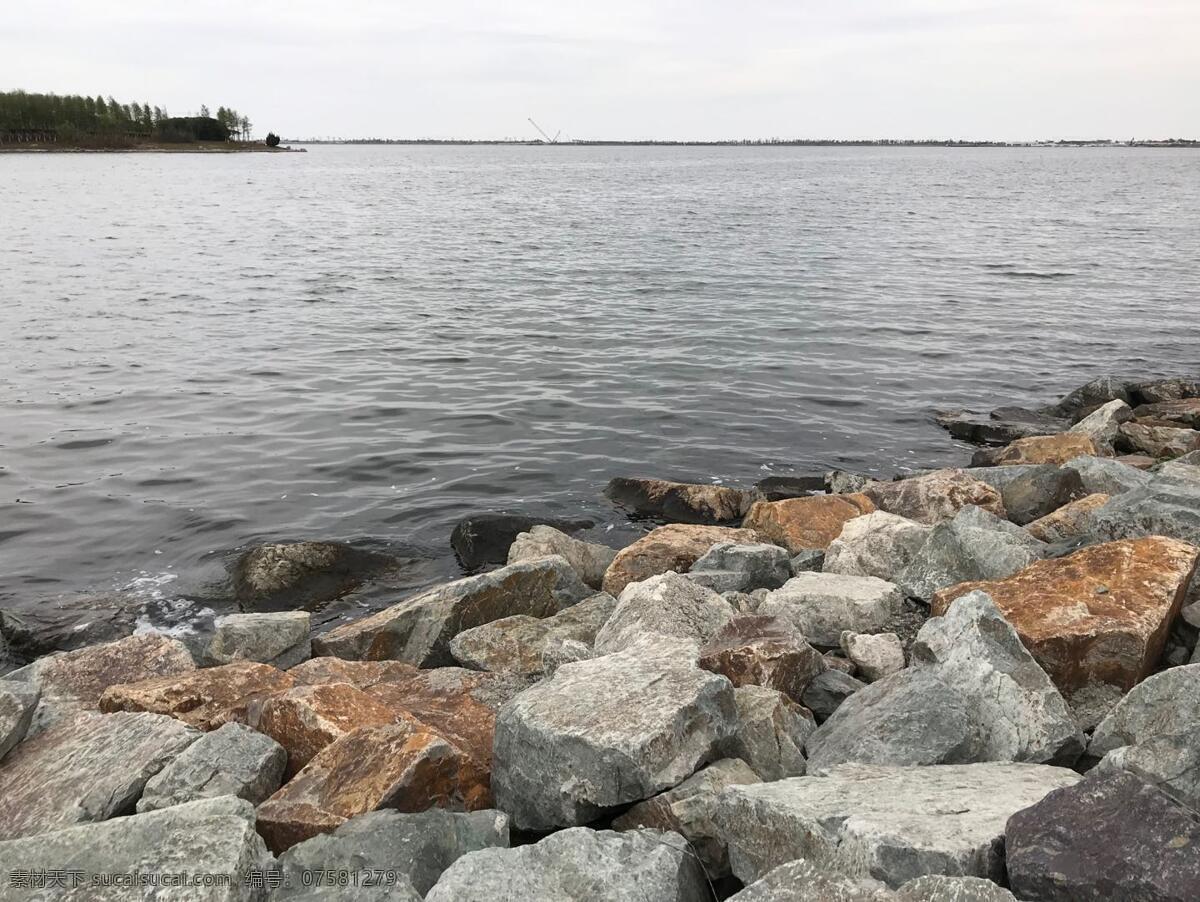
xmin=1115 ymin=454 xmax=1157 ymax=470
xmin=604 ymin=477 xmax=755 ymax=524
xmin=99 ymin=661 xmax=295 ymax=730
xmin=698 ymin=614 xmax=826 ymax=702
xmin=1118 ymin=422 xmax=1200 ymax=459
xmin=1025 ymin=493 xmax=1111 ymax=543
xmin=933 ymin=537 xmax=1200 ymax=697
xmin=862 ymin=470 xmax=1005 ymax=525
xmin=993 ymin=434 xmax=1101 ymax=466
xmin=287 ymin=657 xmax=420 ymax=689
xmin=1132 ymin=398 xmax=1200 ymax=428
xmin=739 ymin=494 xmax=875 ymax=555
xmin=601 ymin=524 xmax=761 ymax=596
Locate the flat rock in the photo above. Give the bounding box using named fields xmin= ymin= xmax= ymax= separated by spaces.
xmin=601 ymin=523 xmax=761 ymax=596
xmin=491 ymin=636 xmax=736 ymax=830
xmin=314 ymin=556 xmax=591 ymax=665
xmin=936 ymin=409 xmax=1069 ymax=446
xmin=992 ymin=433 xmax=1100 ymax=466
xmin=207 ymin=611 xmax=311 ymax=670
xmin=425 ymin=827 xmax=710 ymax=902
xmin=1118 ymin=421 xmax=1200 ymax=458
xmin=1025 ymin=493 xmax=1110 ymax=542
xmin=233 ymin=541 xmax=397 ymax=612
xmin=800 ymin=669 xmax=865 ymax=721
xmin=896 ymin=875 xmax=1018 ymax=901
xmin=450 ymin=512 xmax=593 ymax=569
xmin=759 ymin=572 xmax=905 ymax=647
xmin=933 ymin=537 xmax=1200 ymax=698
xmin=742 ymin=493 xmax=877 ymax=554
xmin=965 ymin=464 xmax=1086 ymax=526
xmin=840 ymin=632 xmax=904 ymax=682
xmin=715 ymin=762 xmax=1081 ymax=888
xmin=1061 ymin=454 xmax=1152 ymax=495
xmin=0 ymin=680 xmax=39 ymax=760
xmin=863 ymin=470 xmax=1006 ymax=525
xmin=507 ymin=525 xmax=616 ymax=589
xmin=1087 ymin=663 xmax=1200 ymax=758
xmin=688 ymin=541 xmax=793 ymax=591
xmin=593 ymin=571 xmax=735 ymax=655
xmin=0 ymin=711 xmax=198 ymax=840
xmin=1006 ymin=770 xmax=1200 ymax=902
xmin=698 ymin=613 xmax=826 ymax=702
xmin=1090 ymin=476 xmax=1200 ymax=544
xmin=720 ymin=684 xmax=814 ymax=780
xmin=727 ymin=858 xmax=896 ymax=901
xmin=138 ymin=721 xmax=285 ymax=812
xmin=604 ymin=476 xmax=755 ymax=524
xmin=824 ymin=512 xmax=932 ymax=582
xmin=1069 ymin=399 xmax=1133 ymax=450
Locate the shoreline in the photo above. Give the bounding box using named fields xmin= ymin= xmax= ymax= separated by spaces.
xmin=0 ymin=142 xmax=302 ymax=154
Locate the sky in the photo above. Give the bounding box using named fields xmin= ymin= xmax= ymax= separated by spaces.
xmin=4 ymin=0 xmax=1198 ymax=141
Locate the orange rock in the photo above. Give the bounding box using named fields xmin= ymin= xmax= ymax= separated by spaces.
xmin=98 ymin=661 xmax=294 ymax=730
xmin=932 ymin=537 xmax=1200 ymax=696
xmin=286 ymin=658 xmax=420 ymax=689
xmin=1132 ymin=398 xmax=1200 ymax=428
xmin=740 ymin=494 xmax=875 ymax=555
xmin=1115 ymin=455 xmax=1156 ymax=470
xmin=1118 ymin=422 xmax=1200 ymax=459
xmin=1025 ymin=493 xmax=1111 ymax=543
xmin=601 ymin=524 xmax=762 ymax=596
xmin=994 ymin=434 xmax=1100 ymax=466
xmin=862 ymin=470 xmax=1005 ymax=525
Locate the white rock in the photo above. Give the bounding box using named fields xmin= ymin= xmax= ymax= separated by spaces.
xmin=207 ymin=611 xmax=311 ymax=669
xmin=840 ymin=632 xmax=905 ymax=682
xmin=508 ymin=526 xmax=617 ymax=590
xmin=824 ymin=512 xmax=933 ymax=582
xmin=758 ymin=572 xmax=904 ymax=647
xmin=593 ymin=572 xmax=735 ymax=655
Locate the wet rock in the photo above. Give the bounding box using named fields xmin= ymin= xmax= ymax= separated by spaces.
xmin=991 ymin=433 xmax=1100 ymax=466
xmin=1061 ymin=453 xmax=1152 ymax=495
xmin=825 ymin=470 xmax=874 ymax=494
xmin=896 ymin=875 xmax=1018 ymax=902
xmin=824 ymin=511 xmax=932 ymax=582
xmin=314 ymin=556 xmax=590 ymax=665
xmin=0 ymin=711 xmax=198 ymax=840
xmin=594 ymin=572 xmax=735 ymax=655
xmin=1039 ymin=375 xmax=1135 ymax=420
xmin=611 ymin=758 xmax=761 ymax=877
xmin=727 ymin=858 xmax=895 ymax=901
xmin=754 ymin=474 xmax=825 ymax=501
xmin=715 ymin=762 xmax=1080 ymax=888
xmin=601 ymin=523 xmax=761 ymax=596
xmin=1090 ymin=476 xmax=1200 ymax=544
xmin=1025 ymin=492 xmax=1110 ymax=542
xmin=275 ymin=808 xmax=509 ymax=899
xmin=207 ymin=611 xmax=311 ymax=669
xmin=604 ymin=476 xmax=755 ymax=524
xmin=1129 ymin=376 xmax=1200 ymax=405
xmin=1006 ymin=770 xmax=1200 ymax=902
xmin=137 ymin=721 xmax=285 ymax=813
xmin=1118 ymin=421 xmax=1200 ymax=458
xmin=698 ymin=614 xmax=826 ymax=702
xmin=0 ymin=592 xmax=143 ymax=662
xmin=450 ymin=512 xmax=593 ymax=569
xmin=492 ymin=636 xmax=736 ymax=830
xmin=1087 ymin=663 xmax=1200 ymax=759
xmin=0 ymin=680 xmax=38 ymax=761
xmin=0 ymin=796 xmax=271 ymax=902
xmin=840 ymin=631 xmax=904 ymax=682
xmin=934 ymin=537 xmax=1200 ymax=699
xmin=688 ymin=542 xmax=792 ymax=592
xmin=507 ymin=525 xmax=616 ymax=589
xmin=936 ymin=409 xmax=1069 ymax=446
xmin=966 ymin=464 xmax=1086 ymax=526
xmin=721 ymin=684 xmax=814 ymax=780
xmin=425 ymin=827 xmax=710 ymax=902
xmin=233 ymin=541 xmax=398 ymax=612
xmin=863 ymin=469 xmax=1006 ymax=525
xmin=742 ymin=493 xmax=876 ymax=554
xmin=758 ymin=572 xmax=904 ymax=646
xmin=800 ymin=668 xmax=865 ymax=721
xmin=1133 ymin=397 xmax=1200 ymax=428
xmin=449 ymin=592 xmax=616 ymax=675
xmin=1068 ymin=398 xmax=1134 ymax=450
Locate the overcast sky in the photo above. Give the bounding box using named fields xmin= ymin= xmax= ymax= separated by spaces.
xmin=5 ymin=0 xmax=1198 ymax=141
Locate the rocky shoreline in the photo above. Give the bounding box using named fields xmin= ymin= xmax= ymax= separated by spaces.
xmin=1 ymin=373 xmax=1199 ymax=900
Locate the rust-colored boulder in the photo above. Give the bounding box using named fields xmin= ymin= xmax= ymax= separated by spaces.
xmin=933 ymin=537 xmax=1200 ymax=697
xmin=993 ymin=434 xmax=1101 ymax=466
xmin=1115 ymin=454 xmax=1157 ymax=470
xmin=286 ymin=657 xmax=420 ymax=689
xmin=698 ymin=614 xmax=826 ymax=703
xmin=1133 ymin=398 xmax=1200 ymax=428
xmin=1025 ymin=493 xmax=1111 ymax=543
xmin=601 ymin=524 xmax=761 ymax=596
xmin=98 ymin=661 xmax=294 ymax=730
xmin=604 ymin=477 xmax=755 ymax=524
xmin=739 ymin=494 xmax=875 ymax=555
xmin=1118 ymin=422 xmax=1200 ymax=459
xmin=862 ymin=470 xmax=1005 ymax=525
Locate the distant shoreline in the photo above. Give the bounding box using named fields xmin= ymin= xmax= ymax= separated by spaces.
xmin=285 ymin=139 xmax=1200 ymax=149
xmin=0 ymin=141 xmax=301 ymax=154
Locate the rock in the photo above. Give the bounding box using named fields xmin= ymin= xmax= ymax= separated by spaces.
xmin=1039 ymin=375 xmax=1134 ymax=420
xmin=1133 ymin=397 xmax=1200 ymax=428
xmin=754 ymin=474 xmax=825 ymax=501
xmin=721 ymin=684 xmax=814 ymax=780
xmin=275 ymin=808 xmax=510 ymax=899
xmin=800 ymin=669 xmax=865 ymax=721
xmin=601 ymin=524 xmax=761 ymax=596
xmin=0 ymin=796 xmax=271 ymax=902
xmin=824 ymin=650 xmax=858 ymax=673
xmin=1069 ymin=399 xmax=1134 ymax=449
xmin=896 ymin=505 xmax=1047 ymax=600
xmin=825 ymin=470 xmax=874 ymax=494
xmin=1090 ymin=476 xmax=1200 ymax=544
xmin=758 ymin=572 xmax=904 ymax=647
xmin=137 ymin=721 xmax=285 ymax=812
xmin=449 ymin=592 xmax=616 ymax=675
xmin=1092 ymin=731 xmax=1200 ymax=810
xmin=1025 ymin=493 xmax=1110 ymax=542
xmin=688 ymin=542 xmax=793 ymax=591
xmin=991 ymin=433 xmax=1100 ymax=466
xmin=1129 ymin=376 xmax=1200 ymax=405
xmin=936 ymin=409 xmax=1070 ymax=446
xmin=1061 ymin=454 xmax=1152 ymax=495
xmin=425 ymin=827 xmax=711 ymax=902
xmin=0 ymin=711 xmax=198 ymax=840
xmin=450 ymin=512 xmax=593 ymax=569
xmin=727 ymin=858 xmax=896 ymax=901
xmin=1087 ymin=663 xmax=1200 ymax=758
xmin=285 ymin=656 xmax=419 ymax=688
xmin=722 ymin=590 xmax=763 ymax=612
xmin=1118 ymin=421 xmax=1200 ymax=458
xmin=233 ymin=541 xmax=397 ymax=612
xmin=823 ymin=512 xmax=932 ymax=582
xmin=716 ymin=762 xmax=1079 ymax=888
xmin=1006 ymin=770 xmax=1200 ymax=902
xmin=863 ymin=470 xmax=1006 ymax=526
xmin=966 ymin=464 xmax=1087 ymax=526
xmin=314 ymin=556 xmax=591 ymax=665
xmin=611 ymin=758 xmax=761 ymax=877
xmin=742 ymin=493 xmax=876 ymax=554
xmin=911 ymin=592 xmax=1084 ymax=765
xmin=507 ymin=525 xmax=616 ymax=589
xmin=0 ymin=680 xmax=38 ymax=761
xmin=790 ymin=549 xmax=826 ymax=573
xmin=933 ymin=537 xmax=1200 ymax=699
xmin=99 ymin=661 xmax=295 ymax=730
xmin=491 ymin=636 xmax=736 ymax=831
xmin=840 ymin=632 xmax=904 ymax=682
xmin=604 ymin=476 xmax=755 ymax=524
xmin=207 ymin=611 xmax=311 ymax=669
xmin=594 ymin=572 xmax=735 ymax=655
xmin=896 ymin=875 xmax=1019 ymax=902
xmin=698 ymin=614 xmax=826 ymax=702
xmin=1118 ymin=452 xmax=1162 ymax=469
xmin=1159 ymin=451 xmax=1200 ymax=485
xmin=0 ymin=592 xmax=143 ymax=663
xmin=541 ymin=638 xmax=592 ymax=675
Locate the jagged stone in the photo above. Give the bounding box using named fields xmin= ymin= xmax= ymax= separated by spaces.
xmin=507 ymin=525 xmax=617 ymax=589
xmin=726 ymin=857 xmax=895 ymax=901
xmin=1025 ymin=493 xmax=1110 ymax=542
xmin=1129 ymin=376 xmax=1200 ymax=405
xmin=0 ymin=680 xmax=38 ymax=761
xmin=688 ymin=542 xmax=792 ymax=592
xmin=1039 ymin=375 xmax=1135 ymax=420
xmin=825 ymin=471 xmax=875 ymax=494
xmin=1087 ymin=663 xmax=1200 ymax=758
xmin=1061 ymin=454 xmax=1152 ymax=495
xmin=1133 ymin=398 xmax=1200 ymax=428
xmin=1090 ymin=476 xmax=1200 ymax=544
xmin=233 ymin=541 xmax=397 ymax=612
xmin=450 ymin=513 xmax=593 ymax=569
xmin=1092 ymin=730 xmax=1200 ymax=810
xmin=698 ymin=614 xmax=825 ymax=702
xmin=1069 ymin=399 xmax=1134 ymax=449
xmin=742 ymin=493 xmax=876 ymax=554
xmin=862 ymin=470 xmax=1005 ymax=525
xmin=965 ymin=464 xmax=1086 ymax=526
xmin=758 ymin=572 xmax=904 ymax=646
xmin=721 ymin=685 xmax=814 ymax=780
xmin=207 ymin=611 xmax=311 ymax=669
xmin=604 ymin=476 xmax=755 ymax=524
xmin=823 ymin=512 xmax=932 ymax=582
xmin=790 ymin=549 xmax=826 ymax=573
xmin=839 ymin=632 xmax=904 ymax=682
xmin=601 ymin=524 xmax=761 ymax=596
xmin=593 ymin=572 xmax=735 ymax=655
xmin=800 ymin=669 xmax=865 ymax=721
xmin=1118 ymin=422 xmax=1200 ymax=458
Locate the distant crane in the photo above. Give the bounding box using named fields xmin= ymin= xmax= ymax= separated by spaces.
xmin=528 ymin=118 xmax=562 ymax=144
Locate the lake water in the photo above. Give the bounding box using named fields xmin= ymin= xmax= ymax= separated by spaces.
xmin=1 ymin=145 xmax=1197 ymax=627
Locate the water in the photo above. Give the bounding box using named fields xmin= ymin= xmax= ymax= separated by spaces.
xmin=1 ymin=145 xmax=1197 ymax=626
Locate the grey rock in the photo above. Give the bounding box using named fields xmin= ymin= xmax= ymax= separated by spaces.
xmin=208 ymin=611 xmax=311 ymax=669
xmin=1090 ymin=477 xmax=1200 ymax=544
xmin=0 ymin=680 xmax=38 ymax=761
xmin=1088 ymin=663 xmax=1200 ymax=758
xmin=541 ymin=637 xmax=593 ymax=675
xmin=1092 ymin=731 xmax=1200 ymax=809
xmin=863 ymin=470 xmax=1005 ymax=526
xmin=826 ymin=470 xmax=874 ymax=494
xmin=1069 ymin=399 xmax=1134 ymax=450
xmin=715 ymin=762 xmax=1080 ymax=888
xmin=1159 ymin=451 xmax=1200 ymax=485
xmin=1117 ymin=421 xmax=1200 ymax=458
xmin=728 ymin=858 xmax=896 ymax=901
xmin=758 ymin=572 xmax=905 ymax=647
xmin=1039 ymin=374 xmax=1134 ymax=421
xmin=593 ymin=572 xmax=735 ymax=655
xmin=1129 ymin=376 xmax=1200 ymax=405
xmin=720 ymin=685 xmax=814 ymax=780
xmin=492 ymin=636 xmax=736 ymax=830
xmin=937 ymin=409 xmax=1069 ymax=446
xmin=840 ymin=632 xmax=905 ymax=682
xmin=965 ymin=464 xmax=1086 ymax=526
xmin=800 ymin=669 xmax=866 ymax=721
xmin=689 ymin=542 xmax=792 ymax=592
xmin=451 ymin=512 xmax=594 ymax=569
xmin=507 ymin=525 xmax=617 ymax=590
xmin=1061 ymin=453 xmax=1152 ymax=496
xmin=425 ymin=827 xmax=711 ymax=902
xmin=0 ymin=592 xmax=143 ymax=662
xmin=275 ymin=808 xmax=509 ymax=899
xmin=721 ymin=590 xmax=761 ymax=612
xmin=824 ymin=512 xmax=933 ymax=582
xmin=754 ymin=474 xmax=825 ymax=501
xmin=790 ymin=549 xmax=826 ymax=574
xmin=138 ymin=722 xmax=286 ymax=813
xmin=233 ymin=540 xmax=397 ymax=613
xmin=896 ymin=875 xmax=1018 ymax=901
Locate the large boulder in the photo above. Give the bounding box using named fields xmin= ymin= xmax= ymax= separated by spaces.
xmin=991 ymin=434 xmax=1100 ymax=466
xmin=1025 ymin=493 xmax=1110 ymax=542
xmin=601 ymin=524 xmax=761 ymax=596
xmin=1092 ymin=731 xmax=1200 ymax=810
xmin=714 ymin=762 xmax=1080 ymax=888
xmin=933 ymin=537 xmax=1200 ymax=699
xmin=862 ymin=470 xmax=1005 ymax=525
xmin=964 ymin=464 xmax=1086 ymax=525
xmin=1129 ymin=377 xmax=1200 ymax=405
xmin=1090 ymin=477 xmax=1200 ymax=544
xmin=823 ymin=512 xmax=932 ymax=582
xmin=720 ymin=685 xmax=814 ymax=780
xmin=0 ymin=680 xmax=38 ymax=761
xmin=936 ymin=408 xmax=1070 ymax=446
xmin=758 ymin=572 xmax=904 ymax=647
xmin=741 ymin=494 xmax=876 ymax=554
xmin=1039 ymin=375 xmax=1135 ymax=420
xmin=0 ymin=592 xmax=143 ymax=662
xmin=232 ymin=541 xmax=397 ymax=612
xmin=1133 ymin=397 xmax=1200 ymax=428
xmin=1118 ymin=422 xmax=1200 ymax=458
xmin=687 ymin=542 xmax=793 ymax=593
xmin=1159 ymin=451 xmax=1200 ymax=485
xmin=604 ymin=476 xmax=755 ymax=524
xmin=1069 ymin=399 xmax=1134 ymax=450
xmin=491 ymin=636 xmax=737 ymax=831
xmin=593 ymin=572 xmax=735 ymax=655
xmin=425 ymin=827 xmax=711 ymax=902
xmin=1061 ymin=454 xmax=1152 ymax=495
xmin=1006 ymin=771 xmax=1200 ymax=902
xmin=1087 ymin=663 xmax=1200 ymax=759
xmin=450 ymin=513 xmax=593 ymax=569
xmin=840 ymin=632 xmax=904 ymax=682
xmin=207 ymin=611 xmax=311 ymax=669
xmin=313 ymin=556 xmax=591 ymax=665
xmin=507 ymin=526 xmax=616 ymax=589
xmin=698 ymin=614 xmax=826 ymax=702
